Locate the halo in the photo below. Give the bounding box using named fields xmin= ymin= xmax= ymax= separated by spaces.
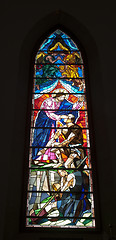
xmin=52 ymin=88 xmax=69 ymax=100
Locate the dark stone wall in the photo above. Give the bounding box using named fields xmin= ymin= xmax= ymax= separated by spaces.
xmin=0 ymin=2 xmax=116 ymax=240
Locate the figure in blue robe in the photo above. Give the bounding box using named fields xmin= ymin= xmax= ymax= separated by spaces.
xmin=32 ymin=97 xmax=79 ymax=161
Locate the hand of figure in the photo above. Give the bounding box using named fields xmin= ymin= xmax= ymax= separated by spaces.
xmin=56 ymin=115 xmax=61 ymax=121
xmin=52 ymin=142 xmax=60 ymax=147
xmin=68 ymin=178 xmax=74 ymax=187
xmin=79 ymin=95 xmax=84 ymax=102
xmin=60 ymin=115 xmax=67 ymax=119
xmin=58 ymin=170 xmax=68 ymax=177
xmin=37 ymin=148 xmax=46 ymax=156
xmin=58 ymin=143 xmax=62 ymax=147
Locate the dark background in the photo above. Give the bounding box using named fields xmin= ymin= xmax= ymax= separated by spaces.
xmin=0 ymin=1 xmax=116 ymax=240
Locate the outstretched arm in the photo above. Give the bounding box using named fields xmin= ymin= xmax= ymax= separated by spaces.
xmin=53 ymin=132 xmax=75 ymax=148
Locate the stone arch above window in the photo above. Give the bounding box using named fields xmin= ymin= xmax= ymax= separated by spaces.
xmin=26 ymin=29 xmax=95 ymax=228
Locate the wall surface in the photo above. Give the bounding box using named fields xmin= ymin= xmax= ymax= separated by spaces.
xmin=1 ymin=1 xmax=116 ymax=240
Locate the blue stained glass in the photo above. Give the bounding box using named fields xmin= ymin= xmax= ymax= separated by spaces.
xmin=35 ymin=80 xmax=58 ymax=93
xmin=29 ymin=186 xmax=37 ymax=204
xmin=55 ymin=71 xmax=62 ymax=77
xmin=41 ymin=38 xmax=51 ymax=47
xmin=36 ymin=70 xmax=43 ymax=76
xmin=40 ymin=38 xmax=55 ymax=51
xmin=63 ymin=38 xmax=78 ymax=51
xmin=78 ymin=67 xmax=83 ymax=77
xmin=48 ymin=33 xmax=56 ymax=38
xmin=54 ymin=59 xmax=63 ymax=64
xmin=59 ymin=31 xmax=69 ymax=38
xmin=39 ymin=30 xmax=79 ymax=52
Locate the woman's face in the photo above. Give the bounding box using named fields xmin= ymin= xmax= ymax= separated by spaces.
xmin=56 ymin=95 xmax=65 ymax=102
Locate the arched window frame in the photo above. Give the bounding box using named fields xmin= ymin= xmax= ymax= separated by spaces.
xmin=21 ymin=24 xmax=100 ymax=234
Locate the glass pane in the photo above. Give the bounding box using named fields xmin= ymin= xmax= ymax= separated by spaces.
xmin=26 ymin=29 xmax=95 ymax=229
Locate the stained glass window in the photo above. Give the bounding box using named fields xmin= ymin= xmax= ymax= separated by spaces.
xmin=26 ymin=30 xmax=95 ymax=228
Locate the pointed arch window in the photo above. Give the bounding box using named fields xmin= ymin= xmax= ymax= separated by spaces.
xmin=26 ymin=29 xmax=95 ymax=228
